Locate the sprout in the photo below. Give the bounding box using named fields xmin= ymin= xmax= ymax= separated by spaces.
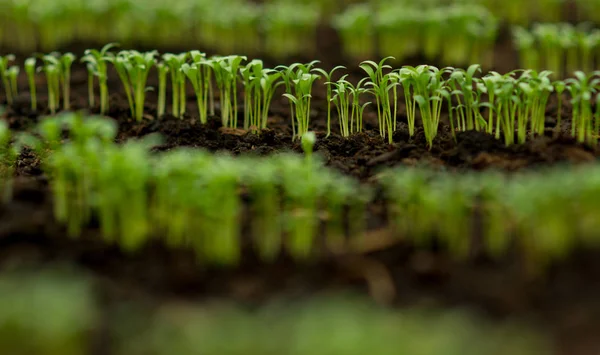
xmin=156 ymin=62 xmax=168 ymax=118
xmin=312 ymin=65 xmax=346 ymax=137
xmin=81 ymin=43 xmax=118 ymax=114
xmin=182 ymin=50 xmax=214 ymax=124
xmin=25 ymin=57 xmax=37 ymax=111
xmin=39 ymin=54 xmax=62 ymax=114
xmin=109 ymin=50 xmax=157 ymax=121
xmin=162 ymin=52 xmax=188 ymax=118
xmin=240 ymin=60 xmax=284 ymax=132
xmin=553 ymin=80 xmax=566 ymax=135
xmin=398 ymin=65 xmax=449 ymax=148
xmin=360 ymin=57 xmax=397 ymax=144
xmin=210 ymin=55 xmax=247 ymax=128
xmin=565 ymin=71 xmax=600 ymax=145
xmin=328 ymin=76 xmax=370 ymax=137
xmin=0 ymin=55 xmax=16 ymax=105
xmin=280 ymin=63 xmax=320 ymax=139
xmin=59 ymin=52 xmax=76 ymax=110
xmin=6 ymin=66 xmax=19 ymax=103
xmin=0 ymin=121 xmax=20 ymax=203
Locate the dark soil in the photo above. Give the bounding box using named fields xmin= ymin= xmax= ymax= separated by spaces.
xmin=2 ymin=38 xmax=600 ymax=354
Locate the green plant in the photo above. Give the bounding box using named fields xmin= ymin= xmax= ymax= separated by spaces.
xmin=0 ymin=121 xmax=20 ymax=203
xmin=312 ymin=65 xmax=346 ymax=137
xmin=328 ymin=76 xmax=370 ymax=137
xmin=109 ymin=50 xmax=157 ymax=121
xmin=182 ymin=51 xmax=214 ymax=124
xmin=25 ymin=57 xmax=37 ymax=111
xmin=162 ymin=52 xmax=188 ymax=118
xmin=81 ymin=43 xmax=118 ymax=114
xmin=280 ymin=63 xmax=320 ymax=139
xmin=40 ymin=54 xmax=62 ymax=114
xmin=210 ymin=55 xmax=247 ymax=128
xmin=240 ymin=59 xmax=284 ymax=132
xmin=59 ymin=52 xmax=76 ymax=110
xmin=446 ymin=65 xmax=486 ymax=133
xmin=360 ymin=57 xmax=397 ymax=144
xmin=398 ymin=65 xmax=449 ymax=148
xmin=566 ymin=71 xmax=600 ymax=145
xmin=156 ymin=62 xmax=168 ymax=118
xmin=553 ymin=80 xmax=566 ymax=134
xmin=0 ymin=55 xmax=16 ymax=105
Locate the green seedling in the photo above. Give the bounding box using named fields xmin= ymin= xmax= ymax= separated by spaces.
xmin=81 ymin=43 xmax=118 ymax=114
xmin=25 ymin=58 xmax=37 ymax=111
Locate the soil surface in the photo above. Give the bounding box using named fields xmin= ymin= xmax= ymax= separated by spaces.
xmin=2 ymin=35 xmax=600 ymax=354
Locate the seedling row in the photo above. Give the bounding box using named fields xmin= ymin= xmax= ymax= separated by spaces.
xmin=3 ymin=48 xmax=600 ymax=148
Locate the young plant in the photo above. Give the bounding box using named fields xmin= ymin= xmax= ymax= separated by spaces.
xmin=81 ymin=43 xmax=118 ymax=114
xmin=329 ymin=76 xmax=370 ymax=137
xmin=566 ymin=71 xmax=600 ymax=145
xmin=240 ymin=60 xmax=284 ymax=132
xmin=0 ymin=55 xmax=16 ymax=105
xmin=0 ymin=121 xmax=20 ymax=203
xmin=552 ymin=80 xmax=566 ymax=136
xmin=162 ymin=52 xmax=188 ymax=118
xmin=210 ymin=55 xmax=247 ymax=128
xmin=446 ymin=65 xmax=485 ymax=132
xmin=360 ymin=57 xmax=397 ymax=144
xmin=6 ymin=66 xmax=19 ymax=104
xmin=59 ymin=52 xmax=76 ymax=110
xmin=156 ymin=62 xmax=168 ymax=118
xmin=282 ymin=70 xmax=320 ymax=139
xmin=312 ymin=65 xmax=346 ymax=137
xmin=398 ymin=65 xmax=449 ymax=148
xmin=109 ymin=50 xmax=157 ymax=121
xmin=40 ymin=54 xmax=62 ymax=114
xmin=181 ymin=51 xmax=214 ymax=124
xmin=277 ymin=61 xmax=320 ymax=138
xmin=25 ymin=58 xmax=37 ymax=111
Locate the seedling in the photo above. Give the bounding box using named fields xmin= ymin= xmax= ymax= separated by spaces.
xmin=25 ymin=58 xmax=37 ymax=111
xmin=210 ymin=55 xmax=247 ymax=128
xmin=280 ymin=63 xmax=320 ymax=139
xmin=109 ymin=50 xmax=157 ymax=121
xmin=156 ymin=62 xmax=168 ymax=118
xmin=0 ymin=121 xmax=20 ymax=203
xmin=162 ymin=52 xmax=188 ymax=118
xmin=240 ymin=59 xmax=284 ymax=132
xmin=39 ymin=54 xmax=62 ymax=114
xmin=0 ymin=55 xmax=16 ymax=105
xmin=182 ymin=51 xmax=214 ymax=124
xmin=59 ymin=52 xmax=76 ymax=110
xmin=360 ymin=57 xmax=397 ymax=144
xmin=312 ymin=65 xmax=346 ymax=137
xmin=81 ymin=43 xmax=118 ymax=114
